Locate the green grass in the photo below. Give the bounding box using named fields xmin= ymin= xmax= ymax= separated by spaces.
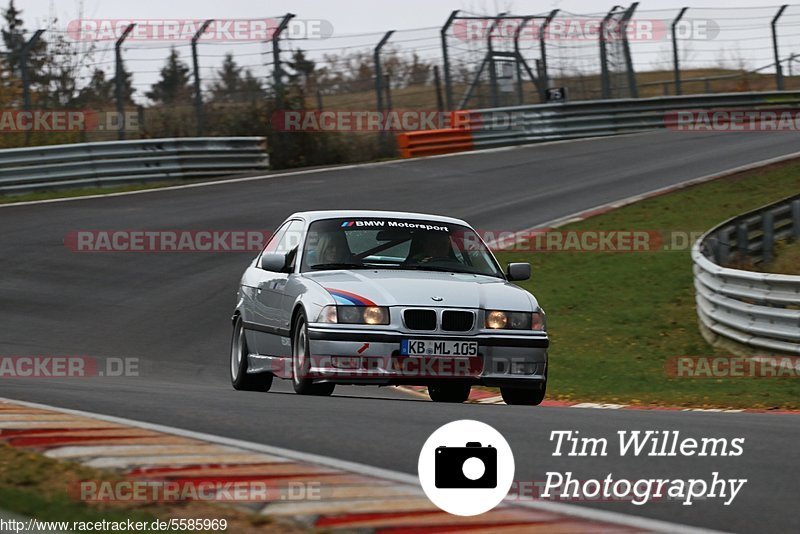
xmin=496 ymin=161 xmax=800 ymax=410
xmin=0 ymin=181 xmax=188 ymax=205
xmin=759 ymin=240 xmax=800 ymax=275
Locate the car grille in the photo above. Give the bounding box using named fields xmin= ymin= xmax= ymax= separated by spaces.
xmin=404 ymin=309 xmax=437 ymax=330
xmin=441 ymin=310 xmax=475 ymax=332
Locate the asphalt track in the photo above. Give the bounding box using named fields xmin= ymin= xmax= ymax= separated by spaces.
xmin=1 ymin=130 xmax=799 ymax=533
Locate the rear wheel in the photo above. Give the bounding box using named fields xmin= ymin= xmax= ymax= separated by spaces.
xmin=500 ymin=382 xmax=546 ymax=406
xmin=231 ymin=316 xmax=273 ymax=391
xmin=292 ymin=312 xmax=335 ymax=396
xmin=428 ymin=383 xmax=471 ymax=403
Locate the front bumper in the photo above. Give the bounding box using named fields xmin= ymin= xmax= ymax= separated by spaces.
xmin=305 ymin=326 xmax=548 ymax=388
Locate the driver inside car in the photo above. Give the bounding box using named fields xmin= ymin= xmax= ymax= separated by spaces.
xmin=313 ymin=232 xmax=355 ymax=266
xmin=406 ymin=232 xmax=455 ymax=264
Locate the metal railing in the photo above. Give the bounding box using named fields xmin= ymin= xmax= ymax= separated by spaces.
xmin=464 ymin=90 xmax=800 ymax=149
xmin=397 ymin=90 xmax=800 ymax=157
xmin=692 ymin=195 xmax=800 ymax=355
xmin=0 ymin=137 xmax=269 ymax=194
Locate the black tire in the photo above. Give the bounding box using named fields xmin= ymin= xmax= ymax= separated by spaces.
xmin=500 ymin=382 xmax=546 ymax=406
xmin=292 ymin=312 xmax=335 ymax=396
xmin=428 ymin=383 xmax=471 ymax=403
xmin=231 ymin=316 xmax=273 ymax=391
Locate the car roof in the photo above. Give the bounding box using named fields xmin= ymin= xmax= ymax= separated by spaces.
xmin=288 ymin=210 xmax=470 ymax=226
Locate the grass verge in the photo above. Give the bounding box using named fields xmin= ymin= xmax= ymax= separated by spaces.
xmin=758 ymin=240 xmax=800 ymax=275
xmin=0 ymin=444 xmax=298 ymax=532
xmin=0 ymin=182 xmax=187 ymax=205
xmin=496 ymin=161 xmax=800 ymax=410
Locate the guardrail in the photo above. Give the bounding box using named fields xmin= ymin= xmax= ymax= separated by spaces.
xmin=692 ymin=194 xmax=800 ymax=355
xmin=0 ymin=137 xmax=269 ymax=194
xmin=397 ymin=90 xmax=800 ymax=158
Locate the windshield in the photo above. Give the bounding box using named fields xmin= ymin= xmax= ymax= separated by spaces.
xmin=301 ymin=218 xmax=504 ymax=278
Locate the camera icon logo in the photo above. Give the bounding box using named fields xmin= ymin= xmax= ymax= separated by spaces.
xmin=418 ymin=420 xmax=515 ymax=516
xmin=435 ymin=442 xmax=497 ymax=489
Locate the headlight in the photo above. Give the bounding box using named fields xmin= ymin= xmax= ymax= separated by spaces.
xmin=326 ymin=306 xmax=390 ymax=325
xmin=486 ymin=310 xmax=545 ymax=330
xmin=317 ymin=305 xmax=338 ymax=323
xmin=486 ymin=310 xmax=508 ymax=329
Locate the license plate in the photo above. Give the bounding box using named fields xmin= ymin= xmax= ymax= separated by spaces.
xmin=401 ymin=339 xmax=478 ymax=357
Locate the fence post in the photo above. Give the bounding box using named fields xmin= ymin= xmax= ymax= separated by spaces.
xmin=514 ymin=16 xmax=533 ymax=105
xmin=600 ymin=6 xmax=622 ymax=99
xmin=772 ymin=5 xmax=788 ymax=91
xmin=374 ymin=30 xmax=394 ymax=155
xmin=441 ymin=10 xmax=459 ymax=111
xmin=192 ymin=19 xmax=213 ymax=136
xmin=433 ymin=65 xmax=444 ymax=113
xmin=672 ymin=7 xmax=689 ymax=96
xmin=762 ymin=212 xmax=775 ymax=263
xmin=20 ymin=30 xmax=45 ymax=114
xmin=487 ymin=14 xmax=508 ymax=108
xmin=621 ymin=2 xmax=639 ymax=98
xmin=272 ymin=14 xmax=295 ymax=110
xmin=540 ymin=10 xmax=559 ymax=102
xmin=115 ymin=24 xmax=134 ymax=141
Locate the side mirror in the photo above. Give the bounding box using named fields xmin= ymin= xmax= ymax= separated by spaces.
xmin=506 ymin=262 xmax=531 ymax=282
xmin=260 ymin=252 xmax=288 ymax=272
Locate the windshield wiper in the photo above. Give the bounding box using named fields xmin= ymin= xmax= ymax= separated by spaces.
xmin=402 ymin=264 xmax=480 ymax=276
xmin=309 ymin=262 xmax=368 ymax=270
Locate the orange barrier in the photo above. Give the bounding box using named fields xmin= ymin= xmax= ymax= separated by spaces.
xmin=396 ymin=128 xmax=474 ymax=158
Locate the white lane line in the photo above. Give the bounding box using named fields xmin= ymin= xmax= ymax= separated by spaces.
xmin=0 ymin=133 xmax=653 ymax=209
xmin=0 ymin=396 xmax=726 ymax=534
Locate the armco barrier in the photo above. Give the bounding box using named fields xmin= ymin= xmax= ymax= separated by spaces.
xmin=692 ymin=194 xmax=800 ymax=355
xmin=0 ymin=137 xmax=269 ymax=194
xmin=396 ymin=128 xmax=473 ymax=158
xmin=398 ymin=91 xmax=800 ymax=158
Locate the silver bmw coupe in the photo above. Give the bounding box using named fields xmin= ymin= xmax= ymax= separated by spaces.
xmin=231 ymin=211 xmax=548 ymax=405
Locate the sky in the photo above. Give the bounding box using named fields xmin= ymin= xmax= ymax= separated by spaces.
xmin=11 ymin=1 xmax=800 ymax=103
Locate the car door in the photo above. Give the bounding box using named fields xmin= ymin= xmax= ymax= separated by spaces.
xmin=254 ymin=219 xmax=305 ymax=356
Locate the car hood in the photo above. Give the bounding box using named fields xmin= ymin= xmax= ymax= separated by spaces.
xmin=303 ymin=269 xmax=537 ymax=310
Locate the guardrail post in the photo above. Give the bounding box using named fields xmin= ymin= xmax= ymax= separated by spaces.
xmin=672 ymin=7 xmax=689 ymax=96
xmin=737 ymin=223 xmax=749 ymax=259
xmin=115 ymin=24 xmax=135 ymax=141
xmin=192 ymin=19 xmax=213 ymax=136
xmin=792 ymin=199 xmax=800 ymax=239
xmin=762 ymin=212 xmax=775 ymax=263
xmin=772 ymin=5 xmax=789 ymax=91
xmin=600 ymin=6 xmax=622 ymax=99
xmin=621 ymin=2 xmax=639 ymax=98
xmin=374 ymin=30 xmax=395 ymax=156
xmin=272 ymin=14 xmax=295 ymax=111
xmin=716 ymin=231 xmax=730 ymax=265
xmin=441 ymin=10 xmax=459 ymax=111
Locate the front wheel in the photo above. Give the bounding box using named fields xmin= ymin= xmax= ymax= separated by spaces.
xmin=500 ymin=382 xmax=546 ymax=406
xmin=292 ymin=312 xmax=335 ymax=396
xmin=428 ymin=383 xmax=471 ymax=403
xmin=231 ymin=316 xmax=273 ymax=391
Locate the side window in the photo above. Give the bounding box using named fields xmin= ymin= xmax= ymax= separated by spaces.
xmin=262 ymin=222 xmax=290 ymax=255
xmin=275 ymin=220 xmax=305 ymax=255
